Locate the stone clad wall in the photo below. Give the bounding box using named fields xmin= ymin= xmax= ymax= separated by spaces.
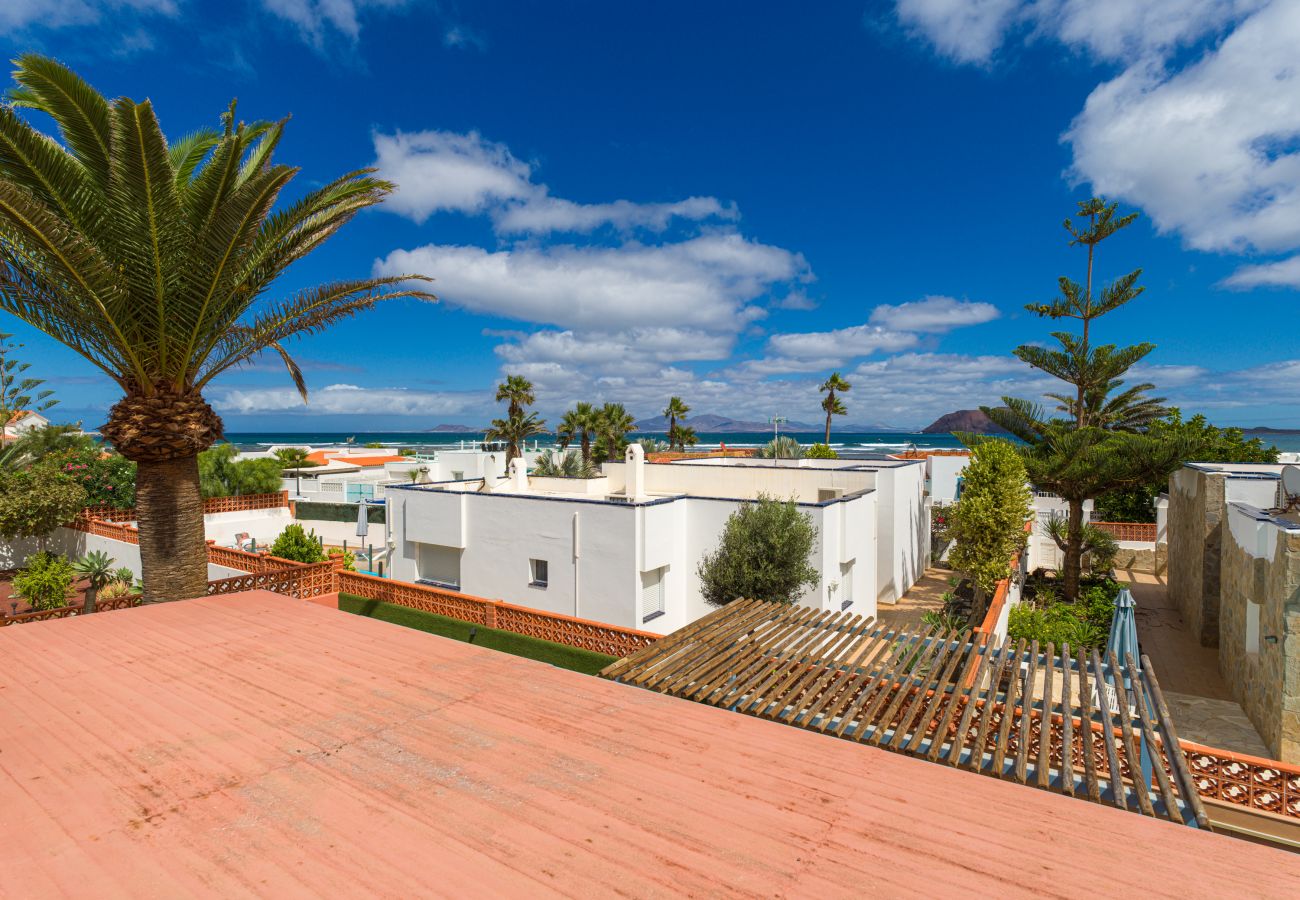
xmin=1219 ymin=507 xmax=1300 ymax=763
xmin=1168 ymin=467 xmax=1225 ymax=647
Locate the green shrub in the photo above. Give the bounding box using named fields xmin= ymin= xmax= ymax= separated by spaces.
xmin=13 ymin=551 xmax=75 ymax=610
xmin=697 ymin=495 xmax=819 ymax=605
xmin=804 ymin=443 xmax=838 ymax=459
xmin=1007 ymin=578 xmax=1118 ymax=650
xmin=268 ymin=524 xmax=326 ymax=563
xmin=99 ymin=581 xmax=135 ymax=601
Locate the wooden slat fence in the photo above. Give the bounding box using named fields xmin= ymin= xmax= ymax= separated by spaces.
xmin=602 ymin=599 xmax=1206 ymax=827
xmin=1091 ymin=521 xmax=1158 ymax=542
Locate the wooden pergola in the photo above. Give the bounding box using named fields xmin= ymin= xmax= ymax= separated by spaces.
xmin=601 ymin=599 xmax=1208 ymax=828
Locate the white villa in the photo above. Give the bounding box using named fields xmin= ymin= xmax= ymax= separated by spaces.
xmin=1 ymin=409 xmax=50 ymax=442
xmin=385 ymin=446 xmax=929 ymax=633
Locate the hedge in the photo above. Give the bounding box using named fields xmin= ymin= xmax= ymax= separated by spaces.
xmin=337 ymin=594 xmax=617 ymax=675
xmin=296 ymin=501 xmax=386 ymax=524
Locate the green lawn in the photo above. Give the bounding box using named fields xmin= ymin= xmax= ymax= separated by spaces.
xmin=337 ymin=593 xmax=617 ymax=675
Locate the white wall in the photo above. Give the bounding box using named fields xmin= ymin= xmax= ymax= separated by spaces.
xmin=202 ymin=508 xmax=294 ymax=547
xmin=387 ymin=485 xmax=882 ymax=632
xmin=928 ymin=455 xmax=969 ymax=505
xmin=871 ymin=462 xmax=927 ymax=605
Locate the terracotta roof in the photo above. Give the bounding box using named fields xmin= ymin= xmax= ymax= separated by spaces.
xmin=1 ymin=592 xmax=1296 ymax=896
xmin=303 ymin=450 xmax=407 ymax=467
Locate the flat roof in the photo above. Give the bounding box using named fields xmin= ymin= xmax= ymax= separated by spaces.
xmin=2 ymin=593 xmax=1297 ymax=896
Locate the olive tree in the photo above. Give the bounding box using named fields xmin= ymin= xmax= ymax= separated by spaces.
xmin=697 ymin=495 xmax=819 ymax=606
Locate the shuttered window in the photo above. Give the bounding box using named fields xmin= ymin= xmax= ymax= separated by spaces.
xmin=641 ymin=567 xmax=665 ymax=623
xmin=417 ymin=543 xmax=461 ymax=588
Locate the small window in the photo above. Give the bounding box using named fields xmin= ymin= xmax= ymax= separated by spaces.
xmin=642 ymin=566 xmax=666 ymax=623
xmin=1246 ymin=600 xmax=1261 ymax=654
xmin=530 ymin=558 xmax=549 ymax=587
xmin=451 ymin=470 xmax=464 ymax=480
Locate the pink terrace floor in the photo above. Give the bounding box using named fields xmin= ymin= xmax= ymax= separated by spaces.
xmin=1 ymin=591 xmax=1298 ymax=898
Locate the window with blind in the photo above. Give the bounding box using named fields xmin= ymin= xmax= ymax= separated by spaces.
xmin=416 ymin=543 xmax=461 ymax=589
xmin=641 ymin=566 xmax=666 ymax=623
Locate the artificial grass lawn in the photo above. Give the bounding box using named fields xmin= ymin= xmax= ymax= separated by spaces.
xmin=337 ymin=593 xmax=618 ymax=676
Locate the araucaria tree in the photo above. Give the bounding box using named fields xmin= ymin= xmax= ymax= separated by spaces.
xmin=980 ymin=198 xmax=1182 ymax=601
xmin=946 ymin=441 xmax=1031 ymax=622
xmin=0 ymin=332 xmax=56 ymax=430
xmin=697 ymin=495 xmax=819 ymax=606
xmin=0 ymin=57 xmax=434 ymax=602
xmin=663 ymin=396 xmax=690 ymax=451
xmin=819 ymin=372 xmax=850 ymax=444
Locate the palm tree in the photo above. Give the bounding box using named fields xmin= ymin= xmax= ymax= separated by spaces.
xmin=274 ymin=446 xmax=315 ymax=496
xmin=677 ymin=425 xmax=698 ymax=450
xmin=819 ymin=372 xmax=851 ymax=444
xmin=487 ymin=412 xmax=547 ymax=469
xmin=532 ymin=448 xmax=594 ymax=478
xmin=0 ymin=57 xmax=435 ymax=602
xmin=496 ymin=374 xmax=535 ymax=419
xmin=662 ymin=396 xmax=690 ymax=450
xmin=596 ymin=402 xmax=635 ymax=463
xmin=558 ymin=402 xmax=599 ymax=467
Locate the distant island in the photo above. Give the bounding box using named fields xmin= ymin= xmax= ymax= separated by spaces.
xmin=921 ymin=409 xmax=1009 ymax=435
xmin=1243 ymin=426 xmax=1300 ymax=435
xmin=424 ymin=423 xmax=483 ymax=433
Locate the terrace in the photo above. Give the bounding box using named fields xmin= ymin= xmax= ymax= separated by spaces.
xmin=2 ymin=591 xmax=1297 ymax=895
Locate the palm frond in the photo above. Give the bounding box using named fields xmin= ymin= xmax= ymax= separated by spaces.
xmin=9 ymin=54 xmax=113 ymax=188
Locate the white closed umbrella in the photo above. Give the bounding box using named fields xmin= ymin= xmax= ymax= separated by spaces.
xmin=355 ymin=500 xmax=369 ymax=539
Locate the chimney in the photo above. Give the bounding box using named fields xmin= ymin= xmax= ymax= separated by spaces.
xmin=626 ymin=442 xmax=646 ymax=499
xmin=510 ymin=457 xmax=529 ymax=491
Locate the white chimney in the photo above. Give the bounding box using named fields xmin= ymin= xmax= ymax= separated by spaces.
xmin=510 ymin=457 xmax=529 ymax=491
xmin=626 ymin=442 xmax=646 ymax=499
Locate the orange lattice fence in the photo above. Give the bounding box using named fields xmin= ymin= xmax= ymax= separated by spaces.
xmin=75 ymin=492 xmax=289 ymax=525
xmin=1091 ymin=521 xmax=1158 ymax=543
xmin=206 ymin=560 xmax=337 ymax=600
xmin=646 ymin=449 xmax=758 ymax=463
xmin=337 ymin=570 xmax=659 ymax=656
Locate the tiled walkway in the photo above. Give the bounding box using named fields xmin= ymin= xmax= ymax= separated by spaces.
xmin=1119 ymin=571 xmax=1272 ymax=758
xmin=876 ymin=566 xmax=952 ymax=631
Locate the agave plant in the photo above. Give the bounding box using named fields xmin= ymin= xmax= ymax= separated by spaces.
xmin=531 ymin=449 xmax=595 ymax=478
xmin=72 ymin=549 xmax=116 ymax=614
xmin=637 ymin=437 xmax=669 ymax=454
xmin=0 ymin=57 xmax=434 ymax=602
xmin=758 ymin=436 xmax=803 ymax=459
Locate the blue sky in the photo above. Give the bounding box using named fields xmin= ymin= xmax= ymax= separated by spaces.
xmin=3 ymin=0 xmax=1299 ymax=431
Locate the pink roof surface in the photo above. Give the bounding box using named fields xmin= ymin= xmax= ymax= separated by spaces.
xmin=1 ymin=591 xmax=1296 ymax=898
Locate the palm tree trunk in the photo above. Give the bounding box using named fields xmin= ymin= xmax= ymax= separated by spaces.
xmin=824 ymin=408 xmax=831 ymax=445
xmin=1062 ymin=498 xmax=1085 ymax=603
xmin=580 ymin=433 xmax=591 ymax=467
xmin=135 ymin=455 xmax=209 ymax=604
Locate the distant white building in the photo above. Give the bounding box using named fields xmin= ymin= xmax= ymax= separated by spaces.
xmin=385 ymin=447 xmax=929 ymax=632
xmin=1 ymin=410 xmax=49 ymax=441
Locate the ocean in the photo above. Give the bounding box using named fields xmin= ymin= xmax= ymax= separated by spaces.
xmin=224 ymin=430 xmax=970 ymax=456
xmin=223 ymin=428 xmax=1300 ymax=455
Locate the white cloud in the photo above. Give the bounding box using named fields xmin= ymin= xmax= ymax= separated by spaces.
xmin=495 ymin=328 xmax=734 ymax=368
xmin=765 ymin=325 xmax=918 ymax=366
xmin=494 ymin=195 xmax=738 ymax=235
xmin=374 ymin=233 xmax=808 ymax=332
xmin=443 ymin=24 xmax=486 ymax=50
xmin=869 ymin=295 xmax=999 ymax=331
xmin=894 ymin=0 xmax=1022 ymax=64
xmin=373 ymin=127 xmax=736 ymax=234
xmin=1067 ymin=2 xmax=1300 ymax=255
xmin=260 ymin=0 xmax=409 ymax=45
xmin=374 ymin=130 xmax=535 ymax=223
xmin=894 ymin=0 xmax=1259 ymax=64
xmin=0 ymin=0 xmax=175 ymax=30
xmin=1221 ymin=254 xmax=1300 ymax=288
xmin=215 ymin=383 xmax=478 ymax=416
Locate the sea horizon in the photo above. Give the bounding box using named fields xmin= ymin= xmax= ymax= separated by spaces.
xmin=222 ymin=428 xmax=1300 ymax=454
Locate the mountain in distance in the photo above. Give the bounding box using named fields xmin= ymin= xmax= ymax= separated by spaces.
xmin=921 ymin=409 xmax=1009 ymax=435
xmin=424 ymin=423 xmax=483 ymax=433
xmin=1242 ymin=425 xmax=1300 ymax=435
xmin=632 ymin=413 xmax=905 ymax=434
